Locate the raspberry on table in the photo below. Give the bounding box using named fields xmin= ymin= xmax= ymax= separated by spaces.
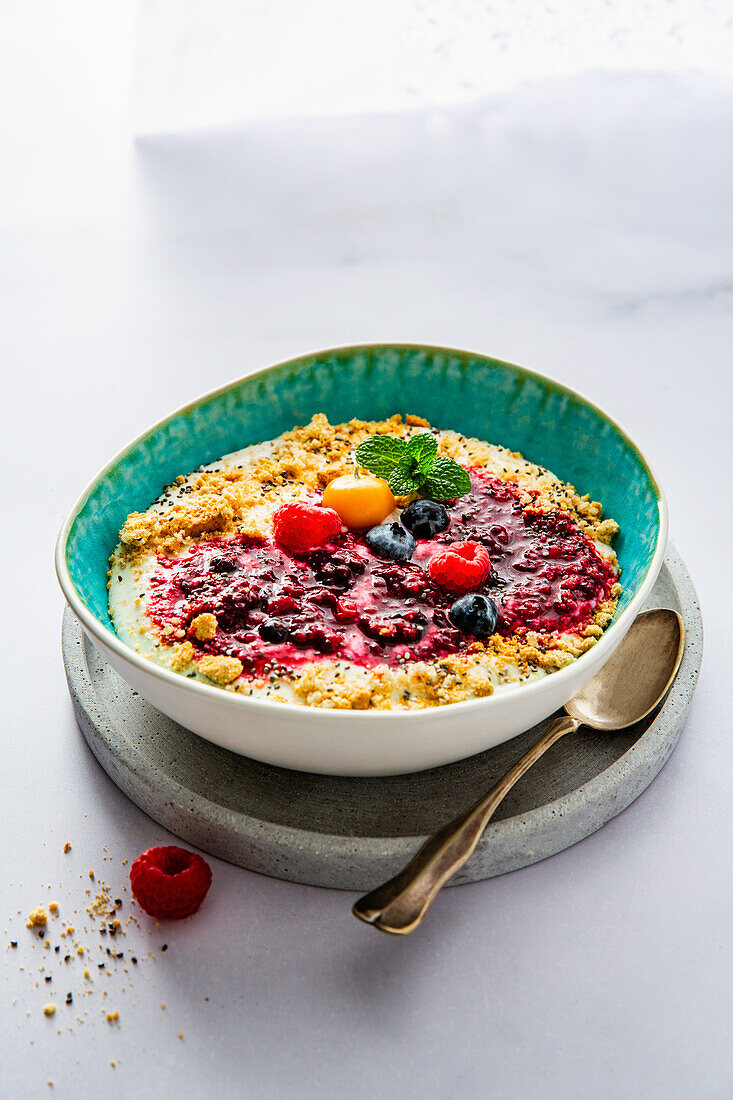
xmin=428 ymin=541 xmax=492 ymax=594
xmin=272 ymin=502 xmax=342 ymax=551
xmin=129 ymin=846 xmax=212 ymax=920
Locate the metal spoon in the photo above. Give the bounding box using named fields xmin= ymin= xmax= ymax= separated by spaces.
xmin=353 ymin=607 xmax=684 ymax=935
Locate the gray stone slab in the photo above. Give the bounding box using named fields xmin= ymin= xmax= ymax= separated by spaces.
xmin=62 ymin=544 xmax=702 ymax=890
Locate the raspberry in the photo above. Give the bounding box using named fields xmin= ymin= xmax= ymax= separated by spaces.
xmin=129 ymin=846 xmax=212 ymax=920
xmin=272 ymin=502 xmax=342 ymax=551
xmin=428 ymin=541 xmax=492 ymax=594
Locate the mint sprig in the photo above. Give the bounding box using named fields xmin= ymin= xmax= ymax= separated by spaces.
xmin=422 ymin=455 xmax=471 ymax=500
xmin=351 ymin=435 xmax=406 ymax=480
xmin=355 ymin=432 xmax=472 ymax=501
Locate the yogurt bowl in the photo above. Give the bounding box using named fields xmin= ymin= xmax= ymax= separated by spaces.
xmin=56 ymin=344 xmax=667 ymax=775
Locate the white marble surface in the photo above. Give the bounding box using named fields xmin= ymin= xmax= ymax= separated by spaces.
xmin=2 ymin=5 xmax=733 ymax=1098
xmin=134 ymin=0 xmax=733 ymax=129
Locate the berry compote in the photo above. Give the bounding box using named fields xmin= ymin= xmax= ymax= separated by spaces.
xmin=146 ymin=470 xmax=616 ymax=677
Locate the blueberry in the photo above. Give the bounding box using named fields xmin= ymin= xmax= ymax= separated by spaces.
xmin=259 ymin=618 xmax=288 ymax=643
xmin=365 ymin=523 xmax=416 ymax=562
xmin=401 ymin=499 xmax=450 ymax=540
xmin=448 ymin=593 xmax=498 ymax=639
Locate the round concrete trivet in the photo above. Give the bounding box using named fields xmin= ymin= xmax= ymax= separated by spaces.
xmin=62 ymin=544 xmax=702 ymax=891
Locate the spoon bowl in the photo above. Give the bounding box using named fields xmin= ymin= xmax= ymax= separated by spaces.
xmin=354 ymin=607 xmax=685 ymax=934
xmin=566 ymin=608 xmax=684 ymax=730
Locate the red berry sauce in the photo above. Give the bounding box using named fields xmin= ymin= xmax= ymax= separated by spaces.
xmin=146 ymin=470 xmax=617 ymax=678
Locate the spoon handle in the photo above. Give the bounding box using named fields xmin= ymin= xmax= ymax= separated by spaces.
xmin=352 ymin=714 xmax=581 ymax=934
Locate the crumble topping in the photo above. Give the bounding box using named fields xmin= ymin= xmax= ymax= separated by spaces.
xmin=115 ymin=413 xmax=617 ymax=560
xmin=197 ymin=655 xmax=244 ymax=686
xmin=170 ymin=641 xmax=195 ymax=671
xmin=189 ymin=613 xmax=218 ymax=641
xmin=109 ymin=414 xmax=620 ymax=709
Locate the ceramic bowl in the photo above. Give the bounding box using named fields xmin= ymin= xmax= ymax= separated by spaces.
xmin=56 ymin=344 xmax=667 ymax=776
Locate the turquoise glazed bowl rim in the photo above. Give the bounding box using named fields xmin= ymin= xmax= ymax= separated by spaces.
xmin=55 ymin=342 xmax=668 ymax=724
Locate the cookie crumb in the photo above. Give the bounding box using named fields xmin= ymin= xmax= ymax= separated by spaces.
xmin=27 ymin=907 xmax=47 ymax=928
xmin=63 ymin=843 xmax=72 ymax=853
xmin=190 ymin=612 xmax=218 ymax=641
xmin=43 ymin=1003 xmax=56 ymax=1017
xmin=198 ymin=655 xmax=243 ymax=685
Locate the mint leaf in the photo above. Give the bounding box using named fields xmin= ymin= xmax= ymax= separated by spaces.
xmin=388 ymin=458 xmax=424 ymax=497
xmin=355 ymin=431 xmax=472 ymax=502
xmin=355 ymin=435 xmax=407 ymax=479
xmin=421 ymin=456 xmax=472 ymax=501
xmin=405 ymin=432 xmax=438 ymax=474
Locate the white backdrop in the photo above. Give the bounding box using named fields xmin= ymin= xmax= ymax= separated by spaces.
xmin=2 ymin=2 xmax=732 ymax=1097
xmin=135 ymin=0 xmax=733 ymax=129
